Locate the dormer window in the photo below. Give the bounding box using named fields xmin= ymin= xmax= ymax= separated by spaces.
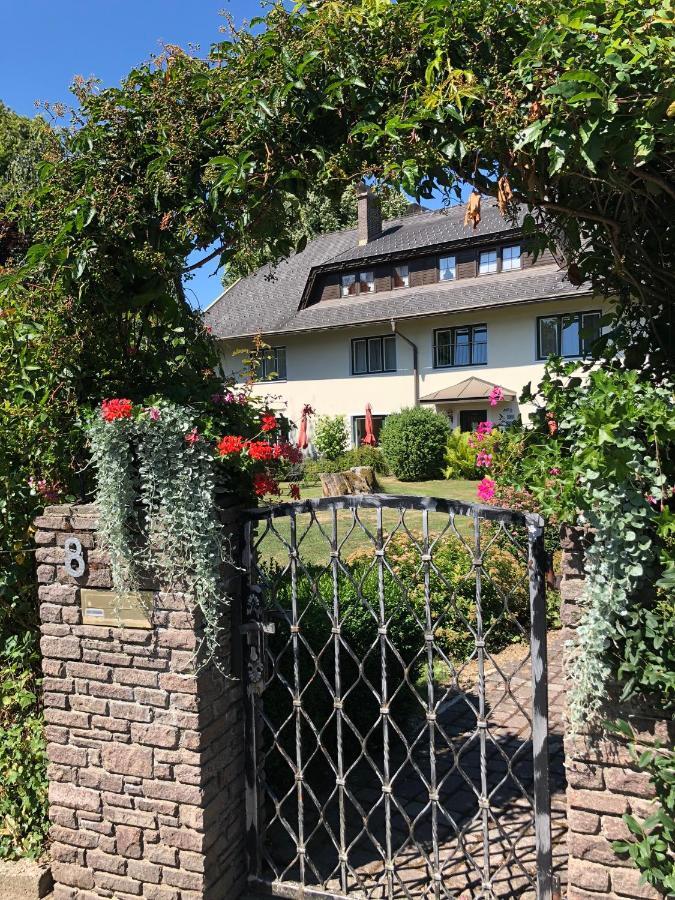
xmin=341 ymin=271 xmax=374 ymax=296
xmin=393 ymin=264 xmax=409 ymax=288
xmin=479 ymin=250 xmax=498 ymax=275
xmin=341 ymin=273 xmax=358 ymax=296
xmin=502 ymin=245 xmax=521 ymax=271
xmin=359 ymin=271 xmax=375 ymax=293
xmin=439 ymin=256 xmax=456 ymax=281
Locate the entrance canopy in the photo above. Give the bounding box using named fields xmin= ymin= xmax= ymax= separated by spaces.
xmin=420 ymin=377 xmax=516 ymax=404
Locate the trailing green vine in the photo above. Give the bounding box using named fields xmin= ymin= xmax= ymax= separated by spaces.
xmin=87 ymin=395 xmax=301 ymax=669
xmin=519 ymin=365 xmax=674 ymax=722
xmin=507 ymin=363 xmax=675 ymax=891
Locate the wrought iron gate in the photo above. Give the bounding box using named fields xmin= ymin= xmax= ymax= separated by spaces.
xmin=240 ymin=495 xmax=552 ymax=899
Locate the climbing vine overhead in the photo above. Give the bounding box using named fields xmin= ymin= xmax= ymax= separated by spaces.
xmin=4 ymin=0 xmax=673 ymax=377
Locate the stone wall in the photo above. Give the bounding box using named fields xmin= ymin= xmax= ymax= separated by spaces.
xmin=559 ymin=526 xmax=671 ymax=900
xmin=36 ymin=503 xmax=246 ymax=900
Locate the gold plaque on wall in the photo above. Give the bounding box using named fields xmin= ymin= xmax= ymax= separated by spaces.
xmin=80 ymin=589 xmax=153 ymax=629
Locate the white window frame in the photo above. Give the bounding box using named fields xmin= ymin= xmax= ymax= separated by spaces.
xmin=359 ymin=271 xmax=375 ymax=293
xmin=502 ymin=244 xmax=521 ymax=271
xmin=479 ymin=250 xmax=498 ymax=275
xmin=393 ymin=264 xmax=409 ymax=288
xmin=438 ymin=255 xmax=457 ymax=282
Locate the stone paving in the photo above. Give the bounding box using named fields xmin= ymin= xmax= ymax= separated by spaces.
xmin=261 ymin=632 xmax=567 ymax=898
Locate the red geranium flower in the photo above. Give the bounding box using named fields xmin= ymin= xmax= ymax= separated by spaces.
xmin=261 ymin=414 xmax=277 ymax=433
xmin=217 ymin=435 xmax=245 ymax=456
xmin=289 ymin=483 xmax=301 ymax=500
xmin=101 ymin=398 xmax=133 ymax=422
xmin=253 ymin=473 xmax=280 ymax=497
xmin=247 ymin=440 xmax=275 ymax=462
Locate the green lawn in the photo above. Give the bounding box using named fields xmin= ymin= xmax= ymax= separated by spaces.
xmin=255 ymin=477 xmax=480 ymax=567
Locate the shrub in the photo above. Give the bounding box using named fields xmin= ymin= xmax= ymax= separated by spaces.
xmin=0 ymin=633 xmax=48 ymax=858
xmin=443 ymin=428 xmax=478 ymax=479
xmin=380 ymin=407 xmax=450 ymax=480
xmin=339 ymin=445 xmax=390 ymax=475
xmin=313 ymin=415 xmax=349 ymax=461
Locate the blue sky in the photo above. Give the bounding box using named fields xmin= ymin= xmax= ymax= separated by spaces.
xmin=1 ymin=1 xmax=259 ymax=308
xmin=2 ymin=1 xmax=455 ymax=309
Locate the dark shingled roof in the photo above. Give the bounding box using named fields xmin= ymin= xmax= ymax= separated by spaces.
xmin=205 ymin=201 xmax=591 ymax=339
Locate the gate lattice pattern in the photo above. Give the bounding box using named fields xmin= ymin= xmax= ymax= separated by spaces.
xmin=241 ymin=495 xmax=552 ymax=900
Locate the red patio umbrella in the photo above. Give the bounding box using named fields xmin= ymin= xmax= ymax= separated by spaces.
xmin=296 ymin=404 xmax=313 ymax=450
xmin=362 ymin=404 xmax=377 ymax=446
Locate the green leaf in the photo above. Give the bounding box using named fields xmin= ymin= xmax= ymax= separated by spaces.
xmin=559 ymin=70 xmax=606 ymax=93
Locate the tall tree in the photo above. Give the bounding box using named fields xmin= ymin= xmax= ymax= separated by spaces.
xmin=8 ymin=1 xmax=672 ymax=370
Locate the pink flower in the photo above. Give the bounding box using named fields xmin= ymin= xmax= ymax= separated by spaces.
xmin=28 ymin=477 xmax=62 ymax=503
xmin=477 ymin=477 xmax=496 ymax=502
xmin=488 ymin=386 xmax=504 ymax=407
xmin=476 ymin=451 xmax=493 ymax=468
xmin=148 ymin=407 xmax=161 ymax=421
xmin=549 ymin=466 xmax=561 ymax=476
xmin=184 ymin=428 xmax=200 ymax=444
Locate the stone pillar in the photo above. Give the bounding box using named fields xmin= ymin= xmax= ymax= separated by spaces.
xmin=36 ymin=503 xmax=246 ymax=900
xmin=560 ymin=526 xmax=671 ymax=900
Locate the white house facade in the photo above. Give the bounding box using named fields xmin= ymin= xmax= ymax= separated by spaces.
xmin=206 ymin=190 xmax=603 ymax=449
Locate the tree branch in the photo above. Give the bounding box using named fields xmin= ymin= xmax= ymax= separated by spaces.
xmin=630 ymin=168 xmax=675 ymax=202
xmin=182 ymin=244 xmax=226 ymax=273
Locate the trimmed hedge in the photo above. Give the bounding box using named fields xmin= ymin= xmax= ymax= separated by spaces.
xmin=380 ymin=407 xmax=450 ymax=480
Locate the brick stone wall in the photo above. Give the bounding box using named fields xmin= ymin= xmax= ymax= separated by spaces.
xmin=560 ymin=526 xmax=671 ymax=900
xmin=36 ymin=503 xmax=246 ymax=900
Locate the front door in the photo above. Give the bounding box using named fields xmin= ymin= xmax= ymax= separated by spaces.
xmin=459 ymin=408 xmax=487 ymax=432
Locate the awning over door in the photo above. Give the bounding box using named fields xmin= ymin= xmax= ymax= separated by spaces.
xmin=420 ymin=377 xmax=517 ymax=404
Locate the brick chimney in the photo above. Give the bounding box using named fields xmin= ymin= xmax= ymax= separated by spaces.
xmin=356 ymin=182 xmax=382 ymax=245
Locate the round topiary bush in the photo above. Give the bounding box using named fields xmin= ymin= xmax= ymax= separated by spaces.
xmin=379 ymin=407 xmax=450 ymax=480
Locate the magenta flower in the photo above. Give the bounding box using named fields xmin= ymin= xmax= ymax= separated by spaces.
xmin=488 ymin=386 xmax=504 ymax=407
xmin=476 ymin=451 xmax=493 ymax=468
xmin=549 ymin=466 xmax=561 ymax=476
xmin=148 ymin=407 xmax=161 ymax=421
xmin=477 ymin=477 xmax=496 ymax=502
